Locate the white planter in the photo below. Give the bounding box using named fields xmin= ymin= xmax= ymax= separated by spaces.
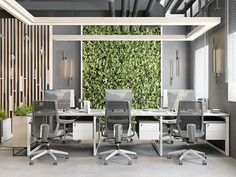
xmin=1 ymin=118 xmax=12 ymax=142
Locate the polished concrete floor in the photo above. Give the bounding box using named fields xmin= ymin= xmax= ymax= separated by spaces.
xmin=0 ymin=139 xmax=236 ymax=177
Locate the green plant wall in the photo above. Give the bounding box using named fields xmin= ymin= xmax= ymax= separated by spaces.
xmin=83 ymin=26 xmax=161 ymax=109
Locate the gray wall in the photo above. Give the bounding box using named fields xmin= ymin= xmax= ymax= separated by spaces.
xmin=162 ymin=26 xmax=191 ymax=91
xmin=191 ymin=0 xmax=236 ymax=158
xmin=53 ymin=26 xmax=82 ymax=106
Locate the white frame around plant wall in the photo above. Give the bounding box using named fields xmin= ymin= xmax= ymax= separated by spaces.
xmin=0 ymin=0 xmax=221 ymax=41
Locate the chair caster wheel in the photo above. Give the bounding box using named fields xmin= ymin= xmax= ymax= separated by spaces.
xmin=53 ymin=162 xmax=58 ymax=165
xmin=98 ymin=155 xmax=102 ymax=159
xmin=134 ymin=155 xmax=138 ymax=159
xmin=29 ymin=161 xmax=34 ymax=165
xmin=103 ymin=139 xmax=106 ymax=142
xmin=62 ymin=141 xmax=66 ymax=144
xmin=29 ymin=155 xmax=33 ymax=159
xmin=167 ymin=155 xmax=171 ymax=159
xmin=204 ymin=155 xmax=207 ymax=159
xmin=104 ymin=161 xmax=108 ymax=165
xmin=65 ymin=155 xmax=69 ymax=159
xmin=128 ymin=161 xmax=132 ymax=165
xmin=202 ymin=160 xmax=207 ymax=165
xmin=178 ymin=160 xmax=183 ymax=165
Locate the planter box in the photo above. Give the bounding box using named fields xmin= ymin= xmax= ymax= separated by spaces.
xmin=1 ymin=118 xmax=12 ymax=143
xmin=12 ymin=116 xmax=30 ymax=147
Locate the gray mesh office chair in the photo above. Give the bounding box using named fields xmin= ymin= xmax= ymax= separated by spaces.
xmin=98 ymin=101 xmax=137 ymax=165
xmin=167 ymin=100 xmax=207 ymax=165
xmin=29 ymin=100 xmax=69 ymax=165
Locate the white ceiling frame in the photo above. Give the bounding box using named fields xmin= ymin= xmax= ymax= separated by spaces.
xmin=0 ymin=0 xmax=221 ymax=41
xmin=53 ymin=35 xmax=188 ymax=41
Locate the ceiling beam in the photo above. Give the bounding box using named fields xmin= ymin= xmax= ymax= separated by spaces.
xmin=52 ymin=34 xmax=188 ymax=41
xmin=33 ymin=17 xmax=220 ymax=26
xmin=0 ymin=0 xmax=35 ymax=24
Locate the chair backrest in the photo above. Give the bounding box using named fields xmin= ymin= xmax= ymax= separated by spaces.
xmin=105 ymin=100 xmax=131 ymax=137
xmin=177 ymin=100 xmax=204 ymax=138
xmin=32 ymin=100 xmax=60 ymax=138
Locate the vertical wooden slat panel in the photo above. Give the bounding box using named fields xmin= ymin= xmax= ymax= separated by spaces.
xmin=22 ymin=23 xmax=25 ymax=105
xmin=49 ymin=25 xmax=53 ymax=89
xmin=4 ymin=19 xmax=8 ymax=111
xmin=45 ymin=26 xmax=48 ymax=91
xmin=41 ymin=25 xmax=45 ymax=99
xmin=28 ymin=26 xmax=32 ymax=105
xmin=7 ymin=19 xmax=11 ymax=113
xmin=32 ymin=25 xmax=35 ymax=102
xmin=25 ymin=24 xmax=29 ymax=105
xmin=14 ymin=19 xmax=18 ymax=110
xmin=19 ymin=21 xmax=22 ymax=105
xmin=35 ymin=25 xmax=38 ymax=100
xmin=1 ymin=19 xmax=5 ymax=109
xmin=0 ymin=19 xmax=51 ymax=117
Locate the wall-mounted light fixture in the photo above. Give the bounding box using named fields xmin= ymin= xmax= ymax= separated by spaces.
xmin=212 ymin=47 xmax=222 ymax=77
xmin=24 ymin=34 xmax=30 ymax=41
xmin=40 ymin=46 xmax=45 ymax=56
xmin=62 ymin=51 xmax=73 ymax=86
xmin=170 ymin=59 xmax=174 ymax=85
xmin=11 ymin=53 xmax=15 ymax=60
xmin=0 ymin=34 xmax=3 ymax=38
xmin=176 ymin=50 xmax=180 ymax=77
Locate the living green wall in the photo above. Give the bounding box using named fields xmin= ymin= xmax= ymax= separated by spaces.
xmin=83 ymin=26 xmax=161 ymax=109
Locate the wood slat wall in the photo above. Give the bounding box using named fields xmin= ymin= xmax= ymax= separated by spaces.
xmin=0 ymin=18 xmax=52 ymax=117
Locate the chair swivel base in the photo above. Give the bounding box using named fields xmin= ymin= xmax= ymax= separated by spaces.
xmin=29 ymin=144 xmax=69 ymax=165
xmin=99 ymin=149 xmax=137 ymax=165
xmin=167 ymin=149 xmax=207 ymax=165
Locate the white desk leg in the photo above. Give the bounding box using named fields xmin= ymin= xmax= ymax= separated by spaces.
xmin=93 ymin=116 xmax=101 ymax=156
xmin=152 ymin=116 xmax=163 ymax=156
xmin=159 ymin=116 xmax=163 ymax=156
xmin=27 ymin=117 xmax=31 ymax=156
xmin=93 ymin=116 xmax=96 ymax=156
xmin=225 ymin=116 xmax=230 ymax=156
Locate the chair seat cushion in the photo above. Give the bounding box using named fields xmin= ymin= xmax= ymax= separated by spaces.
xmin=180 ymin=130 xmax=204 ymax=138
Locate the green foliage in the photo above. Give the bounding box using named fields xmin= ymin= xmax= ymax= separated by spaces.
xmin=0 ymin=110 xmax=7 ymax=120
xmin=14 ymin=106 xmax=32 ymax=116
xmin=83 ymin=26 xmax=161 ymax=109
xmin=83 ymin=25 xmax=160 ymax=35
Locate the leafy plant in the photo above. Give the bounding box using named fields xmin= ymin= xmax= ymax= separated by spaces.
xmin=0 ymin=110 xmax=8 ymax=120
xmin=83 ymin=26 xmax=161 ymax=109
xmin=14 ymin=106 xmax=32 ymax=116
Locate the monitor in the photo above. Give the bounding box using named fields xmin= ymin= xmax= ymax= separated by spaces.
xmin=105 ymin=89 xmax=132 ymax=107
xmin=165 ymin=89 xmax=195 ymax=110
xmin=44 ymin=89 xmax=75 ymax=110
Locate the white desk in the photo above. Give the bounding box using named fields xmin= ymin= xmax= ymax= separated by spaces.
xmin=27 ymin=109 xmax=230 ymax=157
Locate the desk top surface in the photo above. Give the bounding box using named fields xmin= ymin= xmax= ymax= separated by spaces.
xmin=58 ymin=109 xmax=230 ymax=117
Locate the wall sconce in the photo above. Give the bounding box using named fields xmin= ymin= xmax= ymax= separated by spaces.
xmin=24 ymin=34 xmax=30 ymax=41
xmin=212 ymin=47 xmax=222 ymax=77
xmin=40 ymin=47 xmax=45 ymax=56
xmin=62 ymin=51 xmax=73 ymax=86
xmin=11 ymin=53 xmax=15 ymax=60
xmin=170 ymin=59 xmax=174 ymax=85
xmin=176 ymin=50 xmax=180 ymax=77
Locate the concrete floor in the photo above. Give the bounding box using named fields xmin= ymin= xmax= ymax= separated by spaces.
xmin=0 ymin=139 xmax=236 ymax=177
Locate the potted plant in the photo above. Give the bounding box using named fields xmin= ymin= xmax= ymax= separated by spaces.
xmin=0 ymin=109 xmax=12 ymax=144
xmin=14 ymin=106 xmax=32 ymax=117
xmin=12 ymin=106 xmax=32 ymax=149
